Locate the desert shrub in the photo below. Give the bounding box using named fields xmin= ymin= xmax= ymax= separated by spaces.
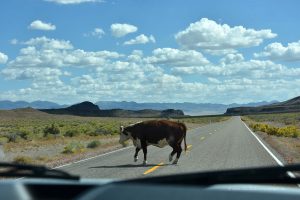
xmin=87 ymin=140 xmax=101 ymax=148
xmin=89 ymin=128 xmax=110 ymax=136
xmin=250 ymin=123 xmax=300 ymax=138
xmin=277 ymin=126 xmax=299 ymax=138
xmin=13 ymin=155 xmax=34 ymax=164
xmin=62 ymin=142 xmax=84 ymax=154
xmin=64 ymin=129 xmax=80 ymax=137
xmin=6 ymin=133 xmax=19 ymax=142
xmin=266 ymin=126 xmax=279 ymax=136
xmin=18 ymin=128 xmax=33 ymax=140
xmin=43 ymin=124 xmax=60 ymax=137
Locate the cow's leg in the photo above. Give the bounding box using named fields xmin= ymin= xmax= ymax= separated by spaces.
xmin=173 ymin=144 xmax=182 ymax=164
xmin=134 ymin=147 xmax=140 ymax=162
xmin=141 ymin=141 xmax=148 ymax=165
xmin=169 ymin=148 xmax=176 ymax=162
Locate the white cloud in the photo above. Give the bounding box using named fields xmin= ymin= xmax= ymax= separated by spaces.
xmin=220 ymin=53 xmax=244 ymax=64
xmin=110 ymin=23 xmax=138 ymax=37
xmin=28 ymin=20 xmax=56 ymax=31
xmin=124 ymin=34 xmax=155 ymax=45
xmin=84 ymin=28 xmax=105 ymax=38
xmin=254 ymin=41 xmax=300 ymax=61
xmin=145 ymin=48 xmax=209 ymax=66
xmin=175 ymin=18 xmax=276 ymax=53
xmin=0 ymin=52 xmax=8 ymax=64
xmin=2 ymin=67 xmax=63 ymax=80
xmin=2 ymin=35 xmax=300 ymax=104
xmin=24 ymin=36 xmax=73 ymax=49
xmin=203 ymin=49 xmax=238 ymax=56
xmin=4 ymin=37 xmax=122 ymax=70
xmin=127 ymin=50 xmax=144 ymax=62
xmin=172 ymin=59 xmax=300 ymax=80
xmin=44 ymin=0 xmax=104 ymax=4
xmin=208 ymin=77 xmax=221 ymax=84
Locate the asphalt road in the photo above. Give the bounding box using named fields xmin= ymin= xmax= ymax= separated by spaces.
xmin=60 ymin=116 xmax=281 ymax=179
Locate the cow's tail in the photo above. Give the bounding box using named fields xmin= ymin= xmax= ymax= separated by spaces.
xmin=181 ymin=123 xmax=187 ymax=152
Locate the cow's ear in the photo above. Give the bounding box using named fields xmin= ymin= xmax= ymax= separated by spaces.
xmin=120 ymin=126 xmax=124 ymax=132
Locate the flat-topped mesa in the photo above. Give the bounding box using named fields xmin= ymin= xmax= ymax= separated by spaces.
xmin=40 ymin=101 xmax=185 ymax=118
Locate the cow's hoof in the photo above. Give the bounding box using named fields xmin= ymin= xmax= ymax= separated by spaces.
xmin=134 ymin=157 xmax=138 ymax=162
xmin=143 ymin=160 xmax=147 ymax=165
xmin=169 ymin=154 xmax=173 ymax=162
xmin=172 ymin=159 xmax=178 ymax=165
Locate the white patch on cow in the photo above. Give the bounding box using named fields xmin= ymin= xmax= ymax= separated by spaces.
xmin=151 ymin=138 xmax=168 ymax=148
xmin=133 ymin=138 xmax=142 ymax=148
xmin=143 ymin=160 xmax=147 ymax=165
xmin=119 ymin=131 xmax=131 ymax=144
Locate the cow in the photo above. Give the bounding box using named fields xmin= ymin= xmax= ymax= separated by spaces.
xmin=119 ymin=120 xmax=187 ymax=165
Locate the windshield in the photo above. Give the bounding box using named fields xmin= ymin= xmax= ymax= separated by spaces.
xmin=0 ymin=0 xmax=300 ymax=181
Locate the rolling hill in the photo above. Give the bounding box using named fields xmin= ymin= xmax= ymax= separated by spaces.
xmin=225 ymin=96 xmax=300 ymax=115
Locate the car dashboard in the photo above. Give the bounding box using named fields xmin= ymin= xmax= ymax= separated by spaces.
xmin=1 ymin=178 xmax=300 ymax=200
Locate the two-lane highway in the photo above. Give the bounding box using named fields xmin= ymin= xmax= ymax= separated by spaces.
xmin=60 ymin=117 xmax=282 ymax=179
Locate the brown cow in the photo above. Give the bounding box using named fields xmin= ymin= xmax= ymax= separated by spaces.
xmin=119 ymin=120 xmax=187 ymax=165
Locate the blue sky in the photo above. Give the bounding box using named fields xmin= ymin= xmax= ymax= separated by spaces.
xmin=0 ymin=0 xmax=300 ymax=104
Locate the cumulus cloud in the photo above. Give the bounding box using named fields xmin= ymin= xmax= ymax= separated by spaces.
xmin=145 ymin=48 xmax=209 ymax=66
xmin=207 ymin=77 xmax=221 ymax=84
xmin=220 ymin=53 xmax=244 ymax=64
xmin=24 ymin=36 xmax=73 ymax=49
xmin=172 ymin=59 xmax=300 ymax=80
xmin=84 ymin=28 xmax=105 ymax=38
xmin=28 ymin=20 xmax=56 ymax=31
xmin=254 ymin=41 xmax=300 ymax=61
xmin=111 ymin=23 xmax=138 ymax=37
xmin=175 ymin=18 xmax=276 ymax=53
xmin=5 ymin=37 xmax=122 ymax=69
xmin=2 ymin=67 xmax=63 ymax=80
xmin=44 ymin=0 xmax=104 ymax=4
xmin=124 ymin=34 xmax=155 ymax=45
xmin=0 ymin=52 xmax=8 ymax=64
xmin=2 ymin=34 xmax=300 ymax=104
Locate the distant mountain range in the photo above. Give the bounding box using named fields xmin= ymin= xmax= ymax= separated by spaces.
xmin=96 ymin=101 xmax=278 ymax=115
xmin=0 ymin=100 xmax=67 ymax=110
xmin=226 ymin=96 xmax=300 ymax=115
xmin=40 ymin=101 xmax=184 ymax=118
xmin=0 ymin=100 xmax=278 ymax=116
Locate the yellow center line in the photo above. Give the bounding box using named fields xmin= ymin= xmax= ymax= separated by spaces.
xmin=143 ymin=162 xmax=164 ymax=175
xmin=200 ymin=136 xmax=205 ymax=140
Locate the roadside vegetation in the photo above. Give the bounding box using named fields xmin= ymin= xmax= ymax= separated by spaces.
xmin=242 ymin=113 xmax=300 ymax=164
xmin=249 ymin=123 xmax=299 ymax=138
xmin=242 ymin=112 xmax=300 ymax=138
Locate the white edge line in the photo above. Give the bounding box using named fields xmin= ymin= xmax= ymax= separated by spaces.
xmin=242 ymin=121 xmax=297 ymax=180
xmin=53 ymin=146 xmax=133 ymax=169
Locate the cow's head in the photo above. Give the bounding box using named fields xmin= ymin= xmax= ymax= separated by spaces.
xmin=119 ymin=125 xmax=131 ymax=145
